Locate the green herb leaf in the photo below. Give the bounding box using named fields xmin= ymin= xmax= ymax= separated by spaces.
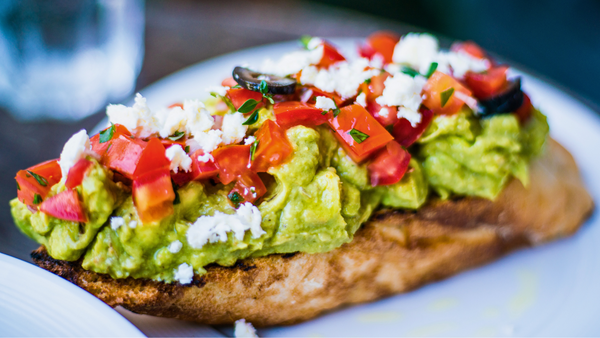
xmin=171 ymin=181 xmax=180 ymax=205
xmin=265 ymin=95 xmax=274 ymax=104
xmin=210 ymin=92 xmax=236 ymax=112
xmin=259 ymin=80 xmax=268 ymax=95
xmin=385 ymin=124 xmax=395 ymax=133
xmin=364 ymin=78 xmax=372 ymax=85
xmin=250 ymin=139 xmax=260 ymax=161
xmin=27 ymin=170 xmax=48 ymax=187
xmin=99 ymin=124 xmax=115 ymax=144
xmin=106 ymin=143 xmax=112 ymax=152
xmin=33 ymin=194 xmax=42 ymax=204
xmin=425 ymin=62 xmax=438 ymax=78
xmin=16 ymin=181 xmax=20 ymax=191
xmin=231 ymin=84 xmax=242 ymax=89
xmin=228 ymin=191 xmax=244 ymax=208
xmin=440 ymin=87 xmax=455 ymax=108
xmin=168 ymin=131 xmax=185 ymax=141
xmin=242 ymin=110 xmax=260 ymax=125
xmin=299 ymin=35 xmax=313 ymax=49
xmin=184 ymin=145 xmax=190 ymax=153
xmin=238 ymin=99 xmax=259 ymax=114
xmin=321 ymin=110 xmax=328 ymax=115
xmin=401 ymin=66 xmax=420 ymax=78
xmin=348 ymin=128 xmax=369 ymax=144
xmin=333 ymin=108 xmax=341 ymax=117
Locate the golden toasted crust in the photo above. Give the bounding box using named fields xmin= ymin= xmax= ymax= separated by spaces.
xmin=32 ymin=139 xmax=594 ymax=326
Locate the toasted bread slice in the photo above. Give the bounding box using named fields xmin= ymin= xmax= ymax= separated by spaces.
xmin=32 ymin=139 xmax=593 ymax=326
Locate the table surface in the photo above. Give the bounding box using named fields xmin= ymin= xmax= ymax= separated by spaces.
xmin=0 ymin=0 xmax=597 ymax=261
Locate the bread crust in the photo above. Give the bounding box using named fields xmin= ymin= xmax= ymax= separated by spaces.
xmin=32 ymin=139 xmax=594 ymax=326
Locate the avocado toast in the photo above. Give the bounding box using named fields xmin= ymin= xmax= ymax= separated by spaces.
xmin=11 ymin=32 xmax=594 ymax=325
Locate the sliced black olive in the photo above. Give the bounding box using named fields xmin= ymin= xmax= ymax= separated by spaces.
xmin=478 ymin=77 xmax=524 ymax=117
xmin=233 ymin=66 xmax=297 ymax=95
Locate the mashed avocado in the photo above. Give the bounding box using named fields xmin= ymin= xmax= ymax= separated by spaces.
xmin=10 ymin=106 xmax=549 ymax=282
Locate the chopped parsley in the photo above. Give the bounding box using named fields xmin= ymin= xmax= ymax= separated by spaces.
xmin=250 ymin=139 xmax=260 ymax=161
xmin=440 ymin=87 xmax=455 ymax=108
xmin=364 ymin=78 xmax=372 ymax=85
xmin=210 ymin=92 xmax=236 ymax=112
xmin=242 ymin=110 xmax=260 ymax=125
xmin=333 ymin=108 xmax=341 ymax=117
xmin=33 ymin=194 xmax=42 ymax=204
xmin=348 ymin=128 xmax=369 ymax=144
xmin=168 ymin=131 xmax=185 ymax=141
xmin=184 ymin=145 xmax=190 ymax=153
xmin=16 ymin=181 xmax=20 ymax=191
xmin=400 ymin=66 xmax=420 ymax=78
xmin=99 ymin=124 xmax=115 ymax=143
xmin=238 ymin=99 xmax=259 ymax=114
xmin=228 ymin=191 xmax=244 ymax=208
xmin=299 ymin=35 xmax=313 ymax=49
xmin=425 ymin=62 xmax=438 ymax=78
xmin=26 ymin=170 xmax=48 ymax=187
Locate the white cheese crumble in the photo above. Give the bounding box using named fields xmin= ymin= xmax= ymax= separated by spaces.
xmin=107 ymin=93 xmax=158 ymax=138
xmin=392 ymin=33 xmax=439 ymax=74
xmin=435 ymin=50 xmax=491 ymax=79
xmin=259 ymin=37 xmax=324 ymax=76
xmin=58 ymin=129 xmax=94 ymax=178
xmin=195 ymin=129 xmax=224 ymax=154
xmin=205 ymin=85 xmax=230 ymax=97
xmin=197 ymin=152 xmax=214 ymax=163
xmin=168 ymin=240 xmax=183 ymax=254
xmin=173 ymin=262 xmax=194 ymax=284
xmin=165 ymin=145 xmax=192 ymax=173
xmin=376 ymin=73 xmax=427 ymax=113
xmin=186 ymin=202 xmax=265 ymax=249
xmin=128 ymin=220 xmax=137 ymax=229
xmin=397 ymin=107 xmax=422 ymax=127
xmin=355 ymin=92 xmax=367 ymax=107
xmin=110 ymin=217 xmax=125 ymax=231
xmin=314 ymin=96 xmax=336 ymax=111
xmin=182 ymin=99 xmax=215 ymax=138
xmin=243 ymin=136 xmax=256 ymax=145
xmin=234 ymin=319 xmax=258 ymax=338
xmin=378 ymin=107 xmax=390 ymax=118
xmin=222 ymin=113 xmax=248 ymax=145
xmin=300 ymin=58 xmax=379 ymax=99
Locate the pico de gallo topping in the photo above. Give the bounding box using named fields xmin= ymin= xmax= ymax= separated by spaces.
xmin=14 ymin=31 xmax=535 ymax=226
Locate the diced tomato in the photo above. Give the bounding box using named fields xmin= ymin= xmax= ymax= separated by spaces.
xmin=168 ymin=103 xmax=184 ymax=109
xmin=464 ymin=66 xmax=509 ymax=99
xmin=133 ymin=138 xmax=169 ymax=179
xmin=302 ymin=86 xmax=345 ymax=107
xmin=15 ymin=159 xmax=62 ymax=206
xmin=515 ymin=93 xmax=533 ymax=124
xmin=451 ymin=41 xmax=487 ymax=59
xmin=229 ymin=172 xmax=267 ymax=206
xmin=273 ymin=101 xmax=329 ymax=128
xmin=39 ymin=189 xmax=87 ymax=223
xmin=221 ymin=77 xmax=238 ymax=87
xmin=251 ymin=120 xmax=293 ymax=172
xmin=65 ymin=159 xmax=93 ymax=189
xmin=226 ymin=88 xmax=264 ymax=112
xmin=359 ymin=31 xmax=400 ymax=64
xmin=367 ymin=141 xmax=411 ymax=186
xmin=366 ymin=101 xmax=399 ymax=127
xmin=213 ymin=145 xmax=251 ymax=185
xmin=90 ymin=124 xmax=131 ymax=158
xmin=160 ymin=138 xmax=187 ymax=150
xmin=364 ymin=72 xmax=391 ymax=102
xmin=392 ymin=108 xmax=434 ymax=147
xmin=317 ymin=41 xmax=346 ymax=68
xmin=328 ymin=104 xmax=394 ymax=163
xmin=172 ymin=149 xmax=219 ymax=186
xmin=132 ymin=168 xmax=175 ymax=224
xmin=103 ymin=135 xmax=147 ymax=180
xmin=422 ymin=71 xmax=473 ymax=115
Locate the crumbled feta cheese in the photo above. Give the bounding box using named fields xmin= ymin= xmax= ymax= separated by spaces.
xmin=205 ymin=85 xmax=230 ymax=97
xmin=197 ymin=152 xmax=214 ymax=163
xmin=183 ymin=99 xmax=215 ymax=138
xmin=234 ymin=319 xmax=258 ymax=338
xmin=58 ymin=129 xmax=94 ymax=178
xmin=397 ymin=107 xmax=422 ymax=127
xmin=168 ymin=240 xmax=183 ymax=254
xmin=355 ymin=92 xmax=367 ymax=107
xmin=165 ymin=145 xmax=192 ymax=173
xmin=110 ymin=217 xmax=125 ymax=231
xmin=436 ymin=51 xmax=491 ymax=79
xmin=300 ymin=58 xmax=379 ymax=99
xmin=173 ymin=263 xmax=194 ymax=284
xmin=315 ymin=96 xmax=336 ymax=111
xmin=259 ymin=39 xmax=324 ymax=77
xmin=376 ymin=73 xmax=427 ymax=111
xmin=186 ymin=202 xmax=265 ymax=249
xmin=222 ymin=113 xmax=248 ymax=145
xmin=194 ymin=129 xmax=223 ymax=153
xmin=106 ymin=93 xmax=158 ymax=138
xmin=392 ymin=33 xmax=439 ymax=74
xmin=157 ymin=105 xmax=187 ymax=138
xmin=378 ymin=107 xmax=390 ymax=118
xmin=128 ymin=220 xmax=137 ymax=229
xmin=244 ymin=136 xmax=256 ymax=145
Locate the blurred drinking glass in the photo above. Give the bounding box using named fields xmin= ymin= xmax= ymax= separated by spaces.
xmin=0 ymin=0 xmax=145 ymax=121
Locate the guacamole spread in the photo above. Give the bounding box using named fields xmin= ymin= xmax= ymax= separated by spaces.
xmin=10 ymin=33 xmax=549 ymax=283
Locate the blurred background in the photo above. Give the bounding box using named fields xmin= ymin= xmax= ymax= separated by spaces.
xmin=1 ymin=0 xmax=599 ymax=260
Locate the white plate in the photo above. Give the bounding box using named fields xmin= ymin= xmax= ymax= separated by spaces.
xmin=94 ymin=38 xmax=600 ymax=336
xmin=0 ymin=253 xmax=144 ymax=337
